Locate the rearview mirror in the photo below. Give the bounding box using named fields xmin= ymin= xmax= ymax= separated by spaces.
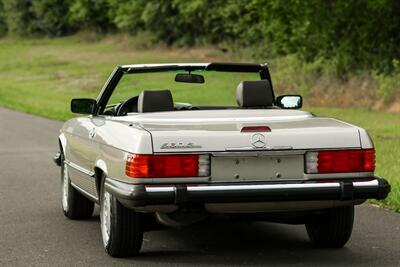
xmin=175 ymin=73 xmax=205 ymax=83
xmin=71 ymin=98 xmax=97 ymax=114
xmin=276 ymin=95 xmax=302 ymax=109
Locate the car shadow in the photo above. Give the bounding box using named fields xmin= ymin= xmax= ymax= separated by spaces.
xmin=126 ymin=217 xmax=372 ymax=266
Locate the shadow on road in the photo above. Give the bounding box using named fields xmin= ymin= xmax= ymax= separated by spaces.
xmin=122 ymin=218 xmax=372 ymax=266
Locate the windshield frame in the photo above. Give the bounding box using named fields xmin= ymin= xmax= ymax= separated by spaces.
xmin=95 ymin=62 xmax=273 ymax=115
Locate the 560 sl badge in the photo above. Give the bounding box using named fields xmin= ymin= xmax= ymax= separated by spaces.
xmin=160 ymin=142 xmax=202 ymax=149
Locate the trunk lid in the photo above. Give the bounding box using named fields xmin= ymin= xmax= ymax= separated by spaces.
xmin=115 ymin=109 xmax=361 ymax=153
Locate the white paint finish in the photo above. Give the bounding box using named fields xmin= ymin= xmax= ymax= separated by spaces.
xmin=61 ymin=116 xmax=153 ymax=186
xmin=58 ymin=133 xmax=67 ymax=152
xmin=109 ymin=110 xmax=362 ymax=152
xmin=357 ymin=127 xmax=374 ymax=149
xmin=91 ymin=117 xmax=153 ymax=154
xmin=94 ymin=158 xmax=108 ymax=176
xmin=329 ymin=118 xmax=374 ymax=149
xmin=118 ymin=109 xmax=314 ymax=124
xmin=61 ymin=108 xmax=374 ymax=184
xmin=62 ymin=116 xmax=153 ymax=155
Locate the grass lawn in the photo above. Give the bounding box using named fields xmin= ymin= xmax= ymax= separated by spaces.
xmin=0 ymin=37 xmax=398 ymax=211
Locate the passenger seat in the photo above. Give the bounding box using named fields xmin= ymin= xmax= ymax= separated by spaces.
xmin=138 ymin=90 xmax=174 ymax=113
xmin=236 ymin=80 xmax=274 ymax=108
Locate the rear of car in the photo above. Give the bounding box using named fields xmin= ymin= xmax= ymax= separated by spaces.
xmin=108 ymin=107 xmax=388 ymax=209
xmin=57 ymin=63 xmax=390 ymax=258
xmin=103 ymin=83 xmax=389 ymax=257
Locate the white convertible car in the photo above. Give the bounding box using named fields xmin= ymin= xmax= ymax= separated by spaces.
xmin=54 ymin=62 xmax=390 ymax=257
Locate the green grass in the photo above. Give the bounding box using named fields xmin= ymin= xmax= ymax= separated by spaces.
xmin=0 ymin=37 xmax=399 ymax=211
xmin=0 ymin=36 xmax=232 ymax=120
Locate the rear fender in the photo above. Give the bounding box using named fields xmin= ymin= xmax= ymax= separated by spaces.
xmin=58 ymin=133 xmax=67 ymax=153
xmin=94 ymin=158 xmax=108 ymax=197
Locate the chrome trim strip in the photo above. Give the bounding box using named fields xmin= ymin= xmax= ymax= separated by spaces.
xmin=64 ymin=160 xmax=95 ymax=177
xmin=71 ymin=182 xmax=98 ymax=202
xmin=225 ymin=146 xmax=293 ymax=152
xmin=146 ymin=186 xmax=175 ymax=193
xmin=144 ymin=179 xmax=379 ymax=194
xmin=303 ymin=172 xmax=374 ymax=179
xmin=212 ymin=150 xmax=305 ymax=157
xmin=187 ymin=183 xmax=339 ymax=192
xmin=353 ymin=179 xmax=379 ymax=187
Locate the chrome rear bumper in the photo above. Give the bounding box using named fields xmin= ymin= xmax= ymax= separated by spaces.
xmin=105 ymin=177 xmax=390 ymax=208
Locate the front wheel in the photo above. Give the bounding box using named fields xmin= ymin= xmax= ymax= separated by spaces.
xmin=61 ymin=154 xmax=94 ymax=219
xmin=306 ymin=206 xmax=354 ymax=248
xmin=100 ymin=175 xmax=143 ymax=257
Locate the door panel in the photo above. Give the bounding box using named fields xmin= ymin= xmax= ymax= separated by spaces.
xmin=65 ymin=117 xmax=98 ymax=198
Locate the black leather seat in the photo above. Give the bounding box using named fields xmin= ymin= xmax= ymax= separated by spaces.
xmin=137 ymin=90 xmax=174 ymax=113
xmin=236 ymin=80 xmax=274 ymax=108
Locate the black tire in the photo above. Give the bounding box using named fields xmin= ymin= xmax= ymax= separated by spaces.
xmin=306 ymin=206 xmax=354 ymax=248
xmin=100 ymin=174 xmax=143 ymax=257
xmin=60 ymin=153 xmax=94 ymax=220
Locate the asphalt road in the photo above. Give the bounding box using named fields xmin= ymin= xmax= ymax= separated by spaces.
xmin=0 ymin=106 xmax=399 ymax=267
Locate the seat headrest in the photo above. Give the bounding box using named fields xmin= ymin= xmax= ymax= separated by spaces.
xmin=236 ymin=80 xmax=274 ymax=108
xmin=138 ymin=90 xmax=174 ymax=113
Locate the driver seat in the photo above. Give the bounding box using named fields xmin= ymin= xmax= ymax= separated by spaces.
xmin=138 ymin=90 xmax=174 ymax=113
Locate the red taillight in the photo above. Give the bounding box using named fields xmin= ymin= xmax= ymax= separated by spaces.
xmin=241 ymin=126 xmax=271 ymax=132
xmin=126 ymin=154 xmax=209 ymax=178
xmin=306 ymin=149 xmax=375 ymax=174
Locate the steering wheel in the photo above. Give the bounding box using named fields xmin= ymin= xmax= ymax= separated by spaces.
xmin=115 ymin=96 xmax=139 ymax=116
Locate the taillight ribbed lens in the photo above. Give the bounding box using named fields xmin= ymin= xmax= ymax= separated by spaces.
xmin=125 ymin=154 xmax=210 ymax=178
xmin=305 ymin=149 xmax=375 ymax=174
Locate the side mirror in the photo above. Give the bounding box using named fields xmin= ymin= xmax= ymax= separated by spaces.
xmin=276 ymin=95 xmax=302 ymax=109
xmin=175 ymin=73 xmax=205 ymax=83
xmin=71 ymin=98 xmax=97 ymax=114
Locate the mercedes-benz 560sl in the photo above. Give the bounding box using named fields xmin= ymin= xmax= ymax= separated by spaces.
xmin=53 ymin=62 xmax=390 ymax=257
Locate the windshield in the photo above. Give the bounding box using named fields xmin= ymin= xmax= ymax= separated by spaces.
xmin=107 ymin=71 xmax=260 ymax=107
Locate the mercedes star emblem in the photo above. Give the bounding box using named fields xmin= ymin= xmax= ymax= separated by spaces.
xmin=251 ymin=133 xmax=266 ymax=148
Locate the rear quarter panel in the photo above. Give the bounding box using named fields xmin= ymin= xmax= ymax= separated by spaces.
xmin=91 ymin=117 xmax=153 ymax=183
xmin=61 ymin=116 xmax=154 ymax=185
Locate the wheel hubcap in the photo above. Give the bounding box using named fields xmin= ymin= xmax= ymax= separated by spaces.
xmin=61 ymin=162 xmax=69 ymax=212
xmin=101 ymin=189 xmax=111 ymax=246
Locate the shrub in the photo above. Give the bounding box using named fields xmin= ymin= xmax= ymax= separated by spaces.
xmin=2 ymin=0 xmax=36 ymax=36
xmin=0 ymin=1 xmax=7 ymax=36
xmin=32 ymin=0 xmax=70 ymax=36
xmin=68 ymin=0 xmax=112 ymax=33
xmin=0 ymin=0 xmax=399 ymax=78
xmin=374 ymin=60 xmax=400 ymax=102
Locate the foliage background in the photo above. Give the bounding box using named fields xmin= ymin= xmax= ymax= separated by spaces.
xmin=0 ymin=0 xmax=399 ymax=74
xmin=0 ymin=0 xmax=399 ymax=108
